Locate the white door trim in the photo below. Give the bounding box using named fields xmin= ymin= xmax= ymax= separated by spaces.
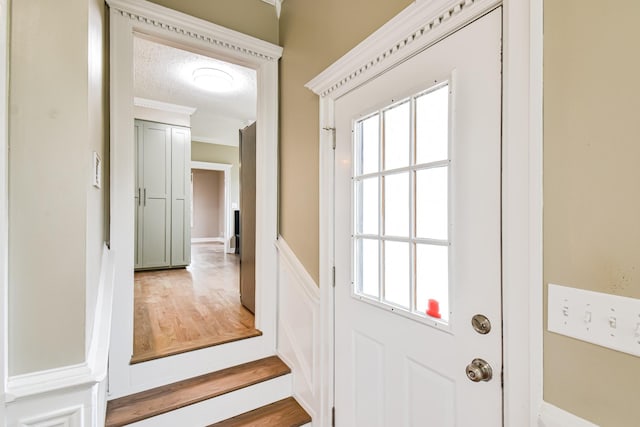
xmin=107 ymin=0 xmax=282 ymax=398
xmin=0 ymin=0 xmax=8 ymax=417
xmin=191 ymin=161 xmax=233 ymax=253
xmin=307 ymin=0 xmax=543 ymax=425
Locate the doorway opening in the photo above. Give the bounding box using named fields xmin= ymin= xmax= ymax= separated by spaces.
xmin=108 ymin=0 xmax=281 ymax=399
xmin=130 ymin=35 xmax=260 ymax=363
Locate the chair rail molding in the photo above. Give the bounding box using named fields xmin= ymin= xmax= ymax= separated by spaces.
xmin=107 ymin=0 xmax=282 ymax=399
xmin=5 ymin=245 xmax=115 ymax=426
xmin=308 ymin=0 xmax=543 ymax=425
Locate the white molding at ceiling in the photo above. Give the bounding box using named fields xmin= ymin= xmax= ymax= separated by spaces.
xmin=106 ymin=0 xmax=283 ymax=61
xmin=306 ymin=0 xmax=500 ymax=99
xmin=191 ymin=135 xmax=239 ymax=147
xmin=260 ymin=0 xmax=282 ymax=18
xmin=134 ymin=97 xmax=197 ymax=115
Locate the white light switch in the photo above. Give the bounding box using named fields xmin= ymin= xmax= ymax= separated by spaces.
xmin=548 ymin=283 xmax=640 ymax=357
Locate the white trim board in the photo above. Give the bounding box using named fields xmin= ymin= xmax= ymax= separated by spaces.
xmin=0 ymin=0 xmax=8 ymax=421
xmin=107 ymin=0 xmax=282 ymax=399
xmin=192 ymin=135 xmax=239 ymax=147
xmin=191 ymin=237 xmax=223 ymax=243
xmin=133 ymin=97 xmax=197 ymax=115
xmin=307 ymin=0 xmax=543 ymax=425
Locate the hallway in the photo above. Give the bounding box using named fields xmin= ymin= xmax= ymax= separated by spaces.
xmin=132 ymin=242 xmax=260 ymax=363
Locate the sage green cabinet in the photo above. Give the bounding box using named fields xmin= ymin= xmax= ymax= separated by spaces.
xmin=135 ymin=120 xmax=191 ymax=270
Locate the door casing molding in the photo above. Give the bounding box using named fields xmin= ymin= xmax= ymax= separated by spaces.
xmin=191 ymin=161 xmax=233 ymax=254
xmin=107 ymin=0 xmax=282 ymax=398
xmin=307 ymin=0 xmax=543 ymax=425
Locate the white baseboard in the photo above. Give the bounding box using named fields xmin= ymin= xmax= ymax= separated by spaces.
xmin=191 ymin=237 xmax=223 ymax=243
xmin=538 ymin=402 xmax=599 ymax=427
xmin=275 ymin=237 xmax=320 ymax=424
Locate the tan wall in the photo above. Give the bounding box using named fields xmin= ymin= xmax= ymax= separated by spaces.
xmin=192 ymin=141 xmax=240 ymax=216
xmin=544 ymin=1 xmax=640 ymax=425
xmin=9 ymin=0 xmax=107 ymax=375
xmin=278 ymin=0 xmax=413 ymax=284
xmin=147 ymin=0 xmax=278 ymax=44
xmin=192 ymin=169 xmax=224 ymax=238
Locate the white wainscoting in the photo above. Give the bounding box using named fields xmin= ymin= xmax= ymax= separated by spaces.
xmin=5 ymin=244 xmax=115 ymax=427
xmin=275 ymin=238 xmax=321 ymax=424
xmin=538 ymin=402 xmax=599 ymax=427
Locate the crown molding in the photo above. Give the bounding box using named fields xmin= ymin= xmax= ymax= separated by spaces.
xmin=306 ymin=0 xmax=500 ymax=99
xmin=261 ymin=0 xmax=282 ymax=18
xmin=134 ymin=97 xmax=197 ymax=115
xmin=106 ymin=0 xmax=283 ymax=62
xmin=191 ymin=135 xmax=239 ymax=147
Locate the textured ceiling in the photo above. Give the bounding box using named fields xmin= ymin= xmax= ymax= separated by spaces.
xmin=133 ymin=36 xmax=257 ymax=144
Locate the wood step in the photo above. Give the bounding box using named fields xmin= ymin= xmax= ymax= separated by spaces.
xmin=105 ymin=356 xmax=291 ymax=427
xmin=208 ymin=397 xmax=311 ymax=427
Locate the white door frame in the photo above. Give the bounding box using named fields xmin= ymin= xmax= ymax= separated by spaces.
xmin=306 ymin=0 xmax=543 ymax=425
xmin=191 ymin=161 xmax=233 ymax=254
xmin=0 ymin=0 xmax=8 ymax=418
xmin=107 ymin=0 xmax=282 ymax=398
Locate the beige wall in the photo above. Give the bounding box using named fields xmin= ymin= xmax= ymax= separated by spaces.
xmin=544 ymin=1 xmax=640 ymax=425
xmin=278 ymin=0 xmax=413 ymax=284
xmin=192 ymin=169 xmax=224 ymax=238
xmin=192 ymin=141 xmax=240 ymax=219
xmin=9 ymin=0 xmax=107 ymax=375
xmin=147 ymin=0 xmax=279 ymax=45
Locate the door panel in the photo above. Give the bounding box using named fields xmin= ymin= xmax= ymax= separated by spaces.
xmin=140 ymin=122 xmax=171 ymax=268
xmin=171 ymin=126 xmax=191 ymax=266
xmin=239 ymin=122 xmax=256 ymax=313
xmin=334 ymin=9 xmax=502 ymax=426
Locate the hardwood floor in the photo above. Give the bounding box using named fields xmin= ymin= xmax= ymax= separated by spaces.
xmin=132 ymin=242 xmax=260 ymax=363
xmin=208 ymin=397 xmax=311 ymax=427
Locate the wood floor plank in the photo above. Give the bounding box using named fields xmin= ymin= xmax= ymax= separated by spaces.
xmin=105 ymin=356 xmax=290 ymax=427
xmin=133 ymin=242 xmax=260 ymax=363
xmin=208 ymin=397 xmax=311 ymax=427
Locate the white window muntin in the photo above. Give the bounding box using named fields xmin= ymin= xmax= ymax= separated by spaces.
xmin=351 ymin=80 xmax=453 ymax=330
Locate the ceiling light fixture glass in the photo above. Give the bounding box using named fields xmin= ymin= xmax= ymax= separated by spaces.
xmin=192 ymin=68 xmax=233 ymax=92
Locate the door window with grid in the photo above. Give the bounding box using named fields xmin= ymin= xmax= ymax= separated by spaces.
xmin=353 ymin=82 xmax=451 ymax=324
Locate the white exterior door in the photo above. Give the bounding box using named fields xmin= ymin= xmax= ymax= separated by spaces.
xmin=334 ymin=9 xmax=503 ymax=426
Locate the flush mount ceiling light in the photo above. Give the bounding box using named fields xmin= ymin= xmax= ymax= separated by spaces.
xmin=192 ymin=68 xmax=233 ymax=92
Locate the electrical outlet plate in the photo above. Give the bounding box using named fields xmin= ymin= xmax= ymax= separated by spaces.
xmin=548 ymin=283 xmax=640 ymax=357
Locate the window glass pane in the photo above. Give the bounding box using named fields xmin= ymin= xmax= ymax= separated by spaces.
xmin=356 ymin=238 xmax=379 ymax=297
xmin=416 ymin=167 xmax=448 ymax=240
xmin=384 ymin=172 xmax=409 ymax=237
xmin=384 ymin=101 xmax=410 ymax=170
xmin=384 ymin=241 xmax=410 ymax=308
xmin=357 ymin=114 xmax=379 ymax=175
xmin=416 ymin=244 xmax=449 ymax=322
xmin=356 ymin=178 xmax=379 ymax=235
xmin=416 ymin=85 xmax=448 ymax=164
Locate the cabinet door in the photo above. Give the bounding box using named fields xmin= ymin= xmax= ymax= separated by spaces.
xmin=134 ymin=120 xmax=143 ymax=269
xmin=171 ymin=126 xmax=191 ymax=267
xmin=140 ymin=121 xmax=172 ymax=268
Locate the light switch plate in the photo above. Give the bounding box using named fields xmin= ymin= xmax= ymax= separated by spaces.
xmin=548 ymin=283 xmax=640 ymax=357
